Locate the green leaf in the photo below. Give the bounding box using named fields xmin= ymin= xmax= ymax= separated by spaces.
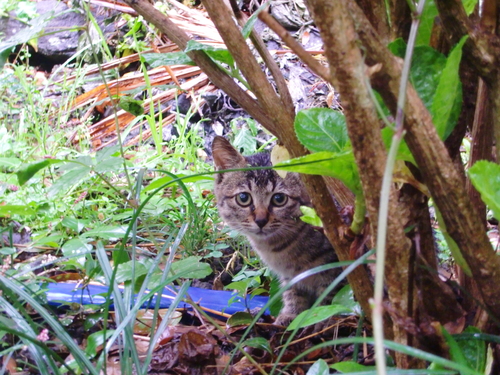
xmin=455 ymin=327 xmax=486 ymax=373
xmin=381 ymin=127 xmax=416 ymax=165
xmin=331 ymin=285 xmax=360 ymax=314
xmin=468 ymin=160 xmax=500 ymax=219
xmin=61 ymin=217 xmax=88 ymax=233
xmin=306 ymin=359 xmax=329 ymax=375
xmin=274 ymin=151 xmax=362 ymax=194
xmin=81 ymin=225 xmax=129 ymax=240
xmin=61 ymin=238 xmax=92 ymax=267
xmin=442 ymin=326 xmax=470 ymax=370
xmin=434 ymin=207 xmax=472 ymax=276
xmin=115 ymin=260 xmax=150 ymax=283
xmin=416 ymin=0 xmax=438 ymax=46
xmin=0 ymin=205 xmax=36 ymax=216
xmin=388 ymin=38 xmax=407 ymax=57
xmin=144 ymin=174 xmax=213 ymax=192
xmin=241 ymin=0 xmax=271 ymax=38
xmin=0 ymin=157 xmax=22 ymax=169
xmin=227 ymin=312 xmax=254 ymax=327
xmin=300 ymin=206 xmax=323 ymax=227
xmin=168 ymin=256 xmax=212 ymax=279
xmin=331 ymin=361 xmax=376 ymax=373
xmin=17 ymin=159 xmax=64 ymax=186
xmin=47 ymin=165 xmax=91 ymax=198
xmin=431 ymin=36 xmax=467 ymax=139
xmin=287 ymin=304 xmax=351 ymax=330
xmin=242 ymin=337 xmax=272 ymax=354
xmin=85 ymin=330 xmax=115 ymax=356
xmin=233 ymin=127 xmax=257 ymax=155
xmin=462 ymin=0 xmax=478 ymax=15
xmin=142 ymin=52 xmax=195 ymax=67
xmin=411 ymin=46 xmax=447 ymax=111
xmin=185 ymin=40 xmax=234 ymax=66
xmin=118 ymin=96 xmax=144 ymax=116
xmin=295 ymin=108 xmax=349 ymax=153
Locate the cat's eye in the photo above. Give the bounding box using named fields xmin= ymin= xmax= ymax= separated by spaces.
xmin=235 ymin=192 xmax=252 ymax=207
xmin=271 ymin=193 xmax=288 ymax=206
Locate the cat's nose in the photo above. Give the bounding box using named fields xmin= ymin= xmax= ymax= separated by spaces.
xmin=255 ymin=217 xmax=269 ymax=228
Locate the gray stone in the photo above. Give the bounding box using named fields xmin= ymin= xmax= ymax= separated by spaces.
xmin=0 ymin=0 xmax=123 ymax=64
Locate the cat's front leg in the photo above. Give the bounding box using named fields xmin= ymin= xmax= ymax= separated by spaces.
xmin=274 ymin=286 xmax=311 ymax=326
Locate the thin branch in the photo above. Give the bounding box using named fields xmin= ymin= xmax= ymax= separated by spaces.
xmin=229 ymin=0 xmax=296 ymax=116
xmin=120 ymin=0 xmax=273 ymax=131
xmin=258 ymin=10 xmax=331 ymax=82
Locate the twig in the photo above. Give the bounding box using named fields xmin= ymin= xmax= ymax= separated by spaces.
xmin=230 ymin=0 xmax=296 ymax=116
xmin=258 ymin=10 xmax=330 ymax=82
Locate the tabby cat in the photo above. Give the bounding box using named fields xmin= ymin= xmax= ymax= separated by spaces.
xmin=212 ymin=136 xmax=342 ymax=325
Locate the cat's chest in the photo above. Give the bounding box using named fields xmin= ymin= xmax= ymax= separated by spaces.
xmin=249 ymin=238 xmax=308 ymax=279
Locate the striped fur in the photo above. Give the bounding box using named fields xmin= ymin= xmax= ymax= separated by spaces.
xmin=212 ymin=136 xmax=341 ymax=325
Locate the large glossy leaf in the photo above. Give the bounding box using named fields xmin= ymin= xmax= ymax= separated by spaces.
xmin=432 ymin=36 xmax=467 ymax=139
xmin=274 ymin=151 xmax=361 ymax=194
xmin=410 ymin=46 xmax=447 ymax=111
xmin=468 ymin=160 xmax=500 ymax=219
xmin=295 ymin=108 xmax=349 ymax=153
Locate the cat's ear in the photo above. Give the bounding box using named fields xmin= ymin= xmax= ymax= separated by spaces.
xmin=212 ymin=136 xmax=247 ymax=170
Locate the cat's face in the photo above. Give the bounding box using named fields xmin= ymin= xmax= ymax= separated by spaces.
xmin=212 ymin=137 xmax=310 ymax=240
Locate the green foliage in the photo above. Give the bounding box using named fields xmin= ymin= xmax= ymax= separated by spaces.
xmin=389 ymin=38 xmax=465 ymax=140
xmin=416 ymin=0 xmax=438 ymax=47
xmin=468 ymin=160 xmax=500 ymax=220
xmin=462 ymin=0 xmax=479 ymax=15
xmin=434 ymin=206 xmax=472 ymax=276
xmin=455 ymin=327 xmax=487 ymax=373
xmin=118 ymin=96 xmax=144 ymax=116
xmin=431 ymin=35 xmax=467 ymax=139
xmin=299 ymin=206 xmax=323 ymax=227
xmin=143 ymin=51 xmax=195 ymax=67
xmin=306 ymin=359 xmax=329 ymax=375
xmin=287 ymin=304 xmax=352 ymax=330
xmin=274 ymin=151 xmax=362 ymax=194
xmin=295 ymin=108 xmax=349 ymax=153
xmin=230 ymin=117 xmax=260 ymax=155
xmin=331 ymin=361 xmax=376 ymax=373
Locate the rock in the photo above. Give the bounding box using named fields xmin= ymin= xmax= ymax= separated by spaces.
xmin=35 ymin=0 xmax=85 ymax=62
xmin=0 ymin=0 xmax=123 ymax=65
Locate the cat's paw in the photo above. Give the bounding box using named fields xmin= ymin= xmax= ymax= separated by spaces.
xmin=273 ymin=313 xmax=296 ymax=327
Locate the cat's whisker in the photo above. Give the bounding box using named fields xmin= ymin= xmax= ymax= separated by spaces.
xmin=212 ymin=136 xmax=343 ymax=326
